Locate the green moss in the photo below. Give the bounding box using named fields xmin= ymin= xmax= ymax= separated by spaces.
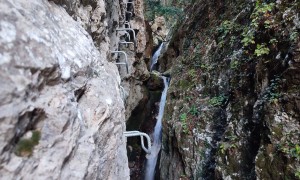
xmin=15 ymin=139 xmax=34 ymax=156
xmin=31 ymin=131 xmax=41 ymax=145
xmin=15 ymin=130 xmax=41 ymax=157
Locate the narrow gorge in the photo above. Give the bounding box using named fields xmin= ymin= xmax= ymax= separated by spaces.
xmin=0 ymin=0 xmax=299 ymax=180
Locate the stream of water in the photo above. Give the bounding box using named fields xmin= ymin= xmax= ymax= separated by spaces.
xmin=150 ymin=43 xmax=164 ymax=72
xmin=144 ymin=76 xmax=169 ymax=180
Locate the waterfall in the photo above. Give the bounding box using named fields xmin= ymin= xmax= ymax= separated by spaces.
xmin=150 ymin=43 xmax=164 ymax=72
xmin=145 ymin=76 xmax=169 ymax=180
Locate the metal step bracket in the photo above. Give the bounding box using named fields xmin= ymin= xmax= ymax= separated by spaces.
xmin=124 ymin=21 xmax=131 ymax=28
xmin=111 ymin=51 xmax=129 ymax=73
xmin=119 ymin=40 xmax=134 ymax=46
xmin=116 ymin=28 xmax=136 ymax=47
xmin=124 ymin=131 xmax=152 ymax=154
xmin=127 ymin=2 xmax=134 ymax=9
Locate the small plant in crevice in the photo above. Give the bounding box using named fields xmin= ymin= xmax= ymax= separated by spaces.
xmin=178 ymin=104 xmax=200 ymax=134
xmin=15 ymin=130 xmax=41 ymax=157
xmin=295 ymin=169 xmax=300 ymax=179
xmin=230 ymin=60 xmax=240 ymax=69
xmin=254 ymin=43 xmax=270 ymax=57
xmin=203 ymin=139 xmax=211 ymax=148
xmin=290 ymin=31 xmax=299 ymax=43
xmin=200 ymin=63 xmax=213 ymax=71
xmin=219 ymin=132 xmax=240 ymax=154
xmin=180 ymin=113 xmax=188 ymax=133
xmin=219 ymin=143 xmax=226 ymax=154
xmin=180 ymin=113 xmax=187 ymax=121
xmin=290 ymin=144 xmax=300 ymax=160
xmin=230 ymin=36 xmax=237 ymax=47
xmin=217 ymin=20 xmax=234 ymax=39
xmin=208 ymin=95 xmax=227 ymax=107
xmin=277 ymin=141 xmax=300 ymax=160
xmin=269 ymin=92 xmax=280 ymax=103
xmin=217 ymin=20 xmax=242 ymax=44
xmin=262 ymin=76 xmax=281 ymax=103
xmin=269 ymin=38 xmax=278 ymax=45
xmin=241 ymin=30 xmax=255 ymax=47
xmin=251 ymin=2 xmax=275 ymax=28
xmin=188 ymin=69 xmax=198 ymax=82
xmin=189 ymin=105 xmax=199 ymax=116
xmin=241 ymin=1 xmax=275 ymax=48
xmin=185 ymin=96 xmax=192 ymax=101
xmin=219 ymin=142 xmax=237 ymax=154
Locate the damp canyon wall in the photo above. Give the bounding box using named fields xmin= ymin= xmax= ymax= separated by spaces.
xmin=159 ymin=0 xmax=300 ymax=179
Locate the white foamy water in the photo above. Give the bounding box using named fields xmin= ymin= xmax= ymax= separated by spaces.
xmin=145 ymin=76 xmax=169 ymax=180
xmin=150 ymin=43 xmax=164 ymax=72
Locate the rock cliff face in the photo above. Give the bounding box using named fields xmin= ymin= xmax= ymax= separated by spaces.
xmin=159 ymin=0 xmax=300 ymax=179
xmin=0 ymin=0 xmax=141 ymax=179
xmin=119 ymin=0 xmax=151 ymax=121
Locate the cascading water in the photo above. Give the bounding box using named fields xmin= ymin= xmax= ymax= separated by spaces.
xmin=150 ymin=43 xmax=164 ymax=72
xmin=144 ymin=76 xmax=169 ymax=180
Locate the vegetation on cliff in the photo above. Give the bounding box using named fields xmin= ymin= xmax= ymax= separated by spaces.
xmin=159 ymin=0 xmax=300 ymax=179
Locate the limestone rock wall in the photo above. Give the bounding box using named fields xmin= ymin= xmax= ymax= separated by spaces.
xmin=116 ymin=0 xmax=151 ymax=120
xmin=159 ymin=0 xmax=300 ymax=179
xmin=0 ymin=0 xmax=131 ymax=179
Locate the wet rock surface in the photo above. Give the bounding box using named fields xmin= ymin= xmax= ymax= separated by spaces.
xmin=159 ymin=0 xmax=300 ymax=179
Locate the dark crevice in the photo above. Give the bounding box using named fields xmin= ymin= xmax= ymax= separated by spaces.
xmin=74 ymin=85 xmax=86 ymax=102
xmin=201 ymin=108 xmax=228 ymax=180
xmin=61 ymin=146 xmax=76 ymax=170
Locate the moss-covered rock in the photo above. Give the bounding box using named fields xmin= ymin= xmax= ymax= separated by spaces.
xmin=147 ymin=71 xmax=164 ymax=90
